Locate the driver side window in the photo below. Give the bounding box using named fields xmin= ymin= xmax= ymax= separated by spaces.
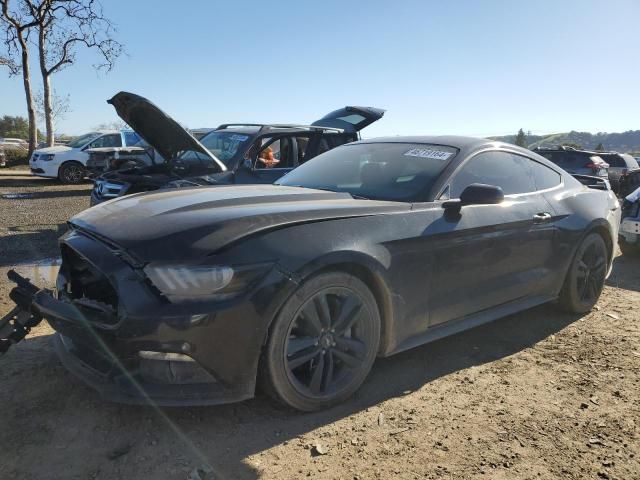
xmin=450 ymin=151 xmax=536 ymax=198
xmin=254 ymin=137 xmax=294 ymax=170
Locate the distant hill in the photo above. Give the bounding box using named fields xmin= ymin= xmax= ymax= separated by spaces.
xmin=490 ymin=130 xmax=640 ymax=153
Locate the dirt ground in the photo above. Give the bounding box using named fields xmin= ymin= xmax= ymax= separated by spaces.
xmin=0 ymin=174 xmax=639 ymax=480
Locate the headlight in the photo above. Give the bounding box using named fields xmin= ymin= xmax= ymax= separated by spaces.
xmin=42 ymin=154 xmax=55 ymax=161
xmin=144 ymin=263 xmax=270 ymax=303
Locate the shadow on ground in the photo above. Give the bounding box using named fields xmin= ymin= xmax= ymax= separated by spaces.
xmin=0 ymin=224 xmax=67 ymax=266
xmin=2 ymin=303 xmax=583 ymax=479
xmin=1 ymin=189 xmax=90 ymax=200
xmin=0 ymin=176 xmax=92 ymax=188
xmin=606 ymin=254 xmax=640 ymax=292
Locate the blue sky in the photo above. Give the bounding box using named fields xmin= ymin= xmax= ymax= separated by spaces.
xmin=1 ymin=0 xmax=639 ymax=138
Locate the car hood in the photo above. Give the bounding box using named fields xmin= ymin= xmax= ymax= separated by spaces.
xmin=71 ymin=185 xmax=409 ymax=262
xmin=107 ymin=91 xmax=225 ymax=172
xmin=34 ymin=145 xmax=73 ymax=155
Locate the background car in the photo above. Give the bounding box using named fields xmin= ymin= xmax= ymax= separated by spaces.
xmin=0 ymin=137 xmax=28 ymax=152
xmin=85 ymin=137 xmax=162 ymax=177
xmin=594 ymin=152 xmax=639 ymax=192
xmin=619 ymin=168 xmax=640 ymax=198
xmin=533 ymin=146 xmax=609 ymax=180
xmin=89 ymin=91 xmax=385 ymax=204
xmin=619 ymin=188 xmax=640 ymax=255
xmin=3 ymin=136 xmax=620 ymax=411
xmin=30 ymin=129 xmax=142 ymax=183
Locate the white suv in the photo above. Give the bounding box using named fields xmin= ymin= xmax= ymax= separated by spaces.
xmin=30 ymin=130 xmax=140 ymax=183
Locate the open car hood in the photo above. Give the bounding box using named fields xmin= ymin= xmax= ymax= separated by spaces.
xmin=107 ymin=91 xmax=225 ymax=172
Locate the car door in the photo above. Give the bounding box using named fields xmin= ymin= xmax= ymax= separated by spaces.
xmin=426 ymin=150 xmax=558 ymax=326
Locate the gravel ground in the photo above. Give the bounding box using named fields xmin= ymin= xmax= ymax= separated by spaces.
xmin=0 ymin=175 xmax=639 ymax=480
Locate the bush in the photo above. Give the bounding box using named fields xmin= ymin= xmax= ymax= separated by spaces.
xmin=1 ymin=149 xmax=30 ymax=168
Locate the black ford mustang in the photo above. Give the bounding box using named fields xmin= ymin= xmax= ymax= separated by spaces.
xmin=1 ymin=136 xmax=620 ymax=411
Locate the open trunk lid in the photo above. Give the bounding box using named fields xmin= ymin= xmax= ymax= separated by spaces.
xmin=312 ymin=106 xmax=385 ymax=134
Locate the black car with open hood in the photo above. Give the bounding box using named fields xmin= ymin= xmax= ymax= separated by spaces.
xmin=90 ymin=91 xmax=385 ymax=205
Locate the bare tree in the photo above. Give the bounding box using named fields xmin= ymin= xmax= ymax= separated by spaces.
xmin=35 ymin=88 xmax=70 ymax=134
xmin=0 ymin=53 xmax=19 ymax=73
xmin=27 ymin=0 xmax=123 ymax=145
xmin=93 ymin=120 xmax=126 ymax=131
xmin=1 ymin=0 xmax=39 ymax=156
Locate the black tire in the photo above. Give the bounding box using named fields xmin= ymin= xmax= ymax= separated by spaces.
xmin=260 ymin=272 xmax=381 ymax=411
xmin=58 ymin=161 xmax=85 ymax=184
xmin=558 ymin=233 xmax=608 ymax=313
xmin=619 ymin=237 xmax=640 ymax=256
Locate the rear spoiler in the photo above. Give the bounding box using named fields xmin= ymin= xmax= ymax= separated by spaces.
xmin=572 ymin=174 xmax=611 ymax=191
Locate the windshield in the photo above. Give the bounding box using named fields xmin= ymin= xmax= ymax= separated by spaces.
xmin=67 ymin=132 xmax=102 ymax=148
xmin=277 ymin=142 xmax=458 ymax=201
xmin=179 ymin=131 xmax=251 ymax=165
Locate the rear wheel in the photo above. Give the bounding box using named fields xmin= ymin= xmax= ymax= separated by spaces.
xmin=58 ymin=161 xmax=85 ymax=184
xmin=558 ymin=233 xmax=608 ymax=313
xmin=260 ymin=272 xmax=380 ymax=411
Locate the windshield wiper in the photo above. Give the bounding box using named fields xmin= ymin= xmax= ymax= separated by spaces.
xmin=350 ymin=193 xmax=370 ymax=200
xmin=285 ymin=184 xmax=337 ymax=193
xmin=282 ymin=184 xmax=370 ymax=200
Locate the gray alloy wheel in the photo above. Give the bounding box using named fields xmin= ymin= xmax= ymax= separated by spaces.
xmin=260 ymin=272 xmax=380 ymax=411
xmin=59 ymin=162 xmax=85 ymax=184
xmin=559 ymin=233 xmax=608 ymax=313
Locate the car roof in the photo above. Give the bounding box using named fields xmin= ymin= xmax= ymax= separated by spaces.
xmin=352 ymin=135 xmax=537 ymax=157
xmin=215 ymin=123 xmax=346 ymax=136
xmin=354 ymin=135 xmax=494 ymax=149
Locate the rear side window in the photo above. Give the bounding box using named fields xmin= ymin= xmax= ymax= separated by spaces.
xmin=530 ymin=160 xmax=561 ymax=190
xmin=451 ymin=151 xmax=535 ymax=197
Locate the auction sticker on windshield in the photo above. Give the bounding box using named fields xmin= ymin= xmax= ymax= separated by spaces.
xmin=404 ymin=148 xmax=453 ymax=160
xmin=230 ymin=134 xmax=249 ymax=142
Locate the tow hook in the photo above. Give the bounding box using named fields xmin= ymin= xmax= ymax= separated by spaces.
xmin=0 ymin=270 xmax=45 ymax=355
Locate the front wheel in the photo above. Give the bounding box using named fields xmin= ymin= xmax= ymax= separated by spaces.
xmin=58 ymin=161 xmax=85 ymax=184
xmin=558 ymin=233 xmax=608 ymax=313
xmin=260 ymin=272 xmax=380 ymax=411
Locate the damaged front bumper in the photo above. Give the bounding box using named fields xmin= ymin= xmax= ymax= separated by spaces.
xmin=1 ymin=230 xmax=298 ymax=406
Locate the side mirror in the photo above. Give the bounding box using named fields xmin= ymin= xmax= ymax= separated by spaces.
xmin=442 ymin=183 xmax=504 ymax=213
xmin=460 ymin=183 xmax=504 ymax=205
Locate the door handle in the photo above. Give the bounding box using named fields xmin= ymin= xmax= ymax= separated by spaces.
xmin=533 ymin=212 xmax=552 ymax=224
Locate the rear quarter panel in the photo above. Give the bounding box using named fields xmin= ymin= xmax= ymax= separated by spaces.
xmin=543 ymin=178 xmax=620 ymax=287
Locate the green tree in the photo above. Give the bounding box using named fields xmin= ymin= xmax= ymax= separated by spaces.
xmin=514 ymin=128 xmax=527 ymax=147
xmin=0 ymin=115 xmax=29 ymax=138
xmin=595 ymin=142 xmax=605 ymax=151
